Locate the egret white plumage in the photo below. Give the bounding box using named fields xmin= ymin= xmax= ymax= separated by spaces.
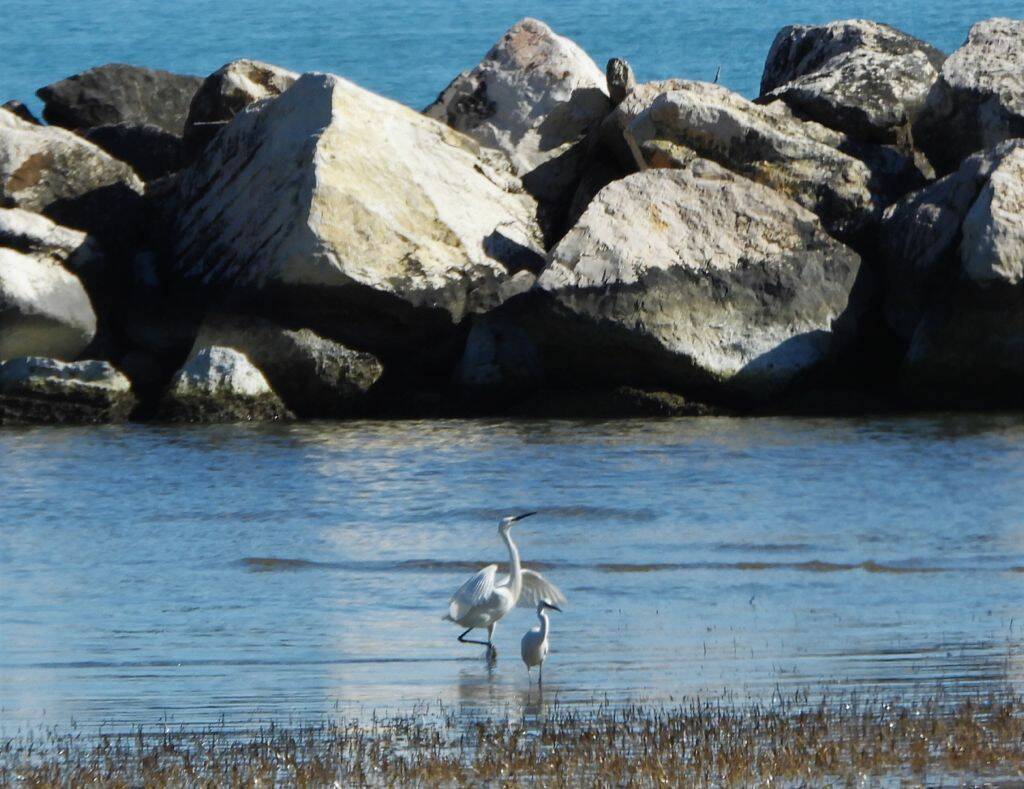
xmin=444 ymin=512 xmax=566 ymax=657
xmin=521 ymin=599 xmax=561 ymax=683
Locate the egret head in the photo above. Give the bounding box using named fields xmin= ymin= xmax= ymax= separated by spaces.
xmin=538 ymin=598 xmax=562 ymax=613
xmin=498 ymin=511 xmax=537 ymax=533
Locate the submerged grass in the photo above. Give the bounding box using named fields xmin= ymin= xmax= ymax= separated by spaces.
xmin=5 ymin=693 xmax=1024 ymax=786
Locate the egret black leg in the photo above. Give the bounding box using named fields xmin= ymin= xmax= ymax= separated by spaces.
xmin=487 ymin=623 xmax=497 ymax=657
xmin=458 ymin=628 xmax=491 ymax=647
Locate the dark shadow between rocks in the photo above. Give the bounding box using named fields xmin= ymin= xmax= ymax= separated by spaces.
xmin=482 ymin=231 xmax=546 ymax=275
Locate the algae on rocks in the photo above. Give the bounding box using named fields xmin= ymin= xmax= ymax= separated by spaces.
xmin=159 ymin=346 xmax=292 ymax=423
xmin=0 ymin=357 xmax=134 ymax=424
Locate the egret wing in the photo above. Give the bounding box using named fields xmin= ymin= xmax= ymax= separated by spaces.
xmin=517 ymin=569 xmax=567 ymax=608
xmin=447 ymin=564 xmax=498 ymax=621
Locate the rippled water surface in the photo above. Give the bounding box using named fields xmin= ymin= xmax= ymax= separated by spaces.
xmin=2 ymin=416 xmax=1024 ymax=730
xmin=3 ymin=0 xmax=1023 ymax=115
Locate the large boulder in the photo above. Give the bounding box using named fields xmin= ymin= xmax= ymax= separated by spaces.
xmin=188 ymin=313 xmax=383 ymax=417
xmin=424 ymin=18 xmax=610 ymax=241
xmin=523 ymin=161 xmax=864 ymax=402
xmin=914 ymin=18 xmax=1024 ymax=175
xmin=36 ymin=64 xmax=202 ymax=134
xmin=603 ymin=80 xmax=915 ymax=241
xmin=159 ymin=346 xmax=292 ymax=422
xmin=171 ymin=72 xmax=543 ymax=370
xmin=0 ymin=356 xmax=133 ymax=424
xmin=0 ymin=211 xmax=98 ymax=361
xmin=183 ymin=59 xmax=298 ymax=159
xmin=758 ymin=20 xmax=945 ymax=147
xmin=879 ymin=140 xmax=1024 ymax=406
xmin=0 ymin=108 xmax=143 ymax=240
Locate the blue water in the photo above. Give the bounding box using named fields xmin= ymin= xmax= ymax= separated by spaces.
xmin=2 ymin=416 xmax=1024 ymax=731
xmin=3 ymin=0 xmax=1022 ymax=118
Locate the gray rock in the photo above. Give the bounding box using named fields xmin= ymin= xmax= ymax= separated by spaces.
xmin=424 ymin=18 xmax=610 ymax=241
xmin=759 ymin=20 xmax=945 ymax=146
xmin=188 ymin=314 xmax=383 ymax=417
xmin=608 ymin=80 xmax=900 ymax=241
xmin=530 ymin=161 xmax=864 ymax=402
xmin=0 ymin=107 xmax=143 ymax=240
xmin=914 ymin=18 xmax=1024 ymax=174
xmin=183 ymin=59 xmax=297 ymax=159
xmin=83 ymin=122 xmax=184 ymax=180
xmin=36 ymin=64 xmax=202 ymax=134
xmin=0 ymin=210 xmax=98 ymax=361
xmin=455 ymin=316 xmax=543 ymax=405
xmin=0 ymin=356 xmax=134 ymax=424
xmin=172 ymin=73 xmax=543 ymax=368
xmin=606 ymin=58 xmax=636 ymax=105
xmin=880 ymin=140 xmax=1024 ymax=405
xmin=879 ymin=139 xmax=1024 ymax=340
xmin=159 ymin=346 xmax=292 ymax=422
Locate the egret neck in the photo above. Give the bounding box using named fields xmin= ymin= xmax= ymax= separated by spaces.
xmin=536 ymin=606 xmax=550 ymax=640
xmin=502 ymin=527 xmax=523 ymax=602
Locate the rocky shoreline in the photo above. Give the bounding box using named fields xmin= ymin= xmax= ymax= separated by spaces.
xmin=1 ymin=17 xmax=1021 ymax=424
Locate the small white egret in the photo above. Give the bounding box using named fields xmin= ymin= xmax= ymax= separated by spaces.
xmin=521 ymin=599 xmax=561 ymax=683
xmin=444 ymin=512 xmax=566 ymax=657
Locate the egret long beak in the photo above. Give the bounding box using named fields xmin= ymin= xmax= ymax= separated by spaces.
xmin=510 ymin=511 xmax=538 ymax=522
xmin=544 ymin=603 xmax=562 ymax=612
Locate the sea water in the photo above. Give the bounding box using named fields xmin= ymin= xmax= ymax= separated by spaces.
xmin=2 ymin=416 xmax=1023 ymax=729
xmin=2 ymin=0 xmax=1022 ymax=116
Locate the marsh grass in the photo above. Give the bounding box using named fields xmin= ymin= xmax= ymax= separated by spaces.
xmin=5 ymin=692 xmax=1024 ymax=786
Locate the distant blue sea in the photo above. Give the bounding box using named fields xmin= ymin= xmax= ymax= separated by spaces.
xmin=3 ymin=0 xmax=1022 ymax=117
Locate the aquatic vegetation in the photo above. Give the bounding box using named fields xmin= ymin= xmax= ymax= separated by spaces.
xmin=5 ymin=693 xmax=1024 ymax=786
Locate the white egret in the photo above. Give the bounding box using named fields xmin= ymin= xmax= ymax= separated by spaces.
xmin=521 ymin=599 xmax=561 ymax=684
xmin=444 ymin=512 xmax=566 ymax=656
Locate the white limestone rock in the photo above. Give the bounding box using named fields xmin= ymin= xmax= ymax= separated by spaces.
xmin=183 ymin=59 xmax=298 ymax=158
xmin=0 ymin=356 xmax=133 ymax=423
xmin=0 ymin=107 xmax=143 ymax=237
xmin=0 ymin=232 xmax=97 ymax=361
xmin=880 ymin=140 xmax=1024 ymax=405
xmin=161 ymin=346 xmax=292 ymax=422
xmin=759 ymin=20 xmax=945 ymax=146
xmin=914 ymin=18 xmax=1024 ymax=174
xmin=172 ymin=73 xmax=543 ymax=363
xmin=603 ymin=79 xmax=914 ymax=240
xmin=424 ymin=18 xmax=610 ymax=239
xmin=531 ymin=162 xmax=864 ymax=401
xmin=188 ymin=313 xmax=383 ymax=417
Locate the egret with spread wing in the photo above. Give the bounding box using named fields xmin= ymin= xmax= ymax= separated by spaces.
xmin=445 ymin=512 xmax=566 ymax=657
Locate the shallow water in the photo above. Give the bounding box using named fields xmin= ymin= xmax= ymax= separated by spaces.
xmin=2 ymin=415 xmax=1024 ymax=730
xmin=3 ymin=0 xmax=1022 ymax=117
